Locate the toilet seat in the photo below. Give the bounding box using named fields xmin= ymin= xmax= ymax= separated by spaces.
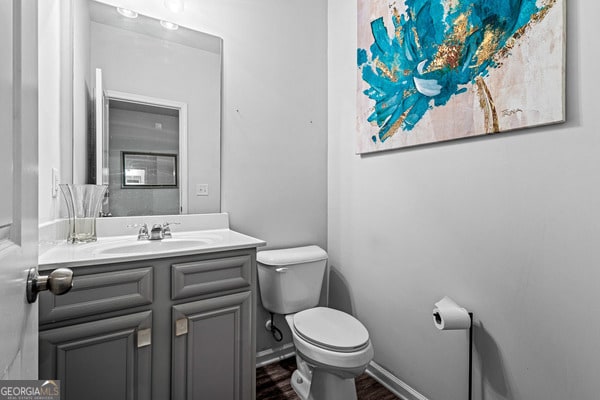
xmin=286 ymin=311 xmax=373 ymax=373
xmin=293 ymin=307 xmax=370 ymax=352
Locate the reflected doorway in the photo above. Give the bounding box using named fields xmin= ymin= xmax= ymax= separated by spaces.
xmin=95 ymin=87 xmax=188 ymax=216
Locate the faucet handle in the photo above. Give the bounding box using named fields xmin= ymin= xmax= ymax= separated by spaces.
xmin=162 ymin=222 xmax=180 ymax=238
xmin=127 ymin=223 xmax=149 ymax=240
xmin=126 ymin=223 xmax=147 ymax=229
xmin=139 ymin=224 xmax=149 ymax=240
xmin=162 ymin=222 xmax=181 ymax=227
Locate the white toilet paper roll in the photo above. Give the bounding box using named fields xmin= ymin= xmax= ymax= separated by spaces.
xmin=433 ymin=296 xmax=471 ymax=330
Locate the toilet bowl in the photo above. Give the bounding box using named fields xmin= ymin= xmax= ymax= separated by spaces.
xmin=257 ymin=246 xmax=374 ymax=400
xmin=285 ymin=308 xmax=374 ymax=400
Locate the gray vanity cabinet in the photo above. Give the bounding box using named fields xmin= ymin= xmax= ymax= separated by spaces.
xmin=39 ymin=311 xmax=153 ymax=400
xmin=38 ymin=248 xmax=257 ymax=400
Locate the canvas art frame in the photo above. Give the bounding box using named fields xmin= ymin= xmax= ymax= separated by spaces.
xmin=356 ymin=0 xmax=566 ymax=154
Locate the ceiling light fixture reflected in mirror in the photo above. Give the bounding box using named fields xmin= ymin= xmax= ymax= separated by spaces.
xmin=164 ymin=0 xmax=185 ymax=13
xmin=116 ymin=7 xmax=138 ymax=18
xmin=160 ymin=20 xmax=179 ymax=30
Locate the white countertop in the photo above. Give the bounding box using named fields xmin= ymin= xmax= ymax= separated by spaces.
xmin=39 ymin=228 xmax=266 ymax=269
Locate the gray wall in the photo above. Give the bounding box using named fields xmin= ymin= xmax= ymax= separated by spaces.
xmin=329 ymin=2 xmax=600 ymax=400
xmin=90 ymin=20 xmax=221 ymax=214
xmin=212 ymin=0 xmax=328 ymax=250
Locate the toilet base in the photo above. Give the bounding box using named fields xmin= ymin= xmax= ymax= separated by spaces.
xmin=290 ymin=366 xmax=358 ymax=400
xmin=291 ymin=370 xmax=311 ymax=400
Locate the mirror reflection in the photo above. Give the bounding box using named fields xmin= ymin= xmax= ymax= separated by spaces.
xmin=122 ymin=153 xmax=178 ymax=187
xmin=73 ymin=0 xmax=222 ymax=216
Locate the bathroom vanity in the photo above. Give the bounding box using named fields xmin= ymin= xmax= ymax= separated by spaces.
xmin=38 ymin=215 xmax=265 ymax=400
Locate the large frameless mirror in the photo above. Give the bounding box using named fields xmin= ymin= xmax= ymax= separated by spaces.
xmin=68 ymin=0 xmax=222 ymax=217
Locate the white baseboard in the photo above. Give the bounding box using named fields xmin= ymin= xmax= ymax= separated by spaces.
xmin=256 ymin=343 xmax=296 ymax=368
xmin=366 ymin=361 xmax=430 ymax=400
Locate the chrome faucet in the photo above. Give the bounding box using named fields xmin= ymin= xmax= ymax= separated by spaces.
xmin=149 ymin=222 xmax=180 ymax=240
xmin=128 ymin=222 xmax=179 ymax=240
xmin=150 ymin=224 xmax=165 ymax=240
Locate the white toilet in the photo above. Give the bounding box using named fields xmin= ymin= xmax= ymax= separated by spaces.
xmin=257 ymin=245 xmax=374 ymax=400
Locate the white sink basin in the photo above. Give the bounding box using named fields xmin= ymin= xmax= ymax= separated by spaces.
xmin=96 ymin=238 xmax=216 ymax=255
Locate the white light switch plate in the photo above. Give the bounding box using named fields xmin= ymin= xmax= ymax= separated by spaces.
xmin=52 ymin=168 xmax=60 ymax=198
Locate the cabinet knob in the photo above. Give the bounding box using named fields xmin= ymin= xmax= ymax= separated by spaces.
xmin=26 ymin=267 xmax=74 ymax=303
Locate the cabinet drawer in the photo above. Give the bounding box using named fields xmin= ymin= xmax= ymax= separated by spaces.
xmin=39 ymin=267 xmax=153 ymax=324
xmin=171 ymin=255 xmax=251 ymax=300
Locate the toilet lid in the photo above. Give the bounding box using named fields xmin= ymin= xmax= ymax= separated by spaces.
xmin=257 ymin=245 xmax=327 ymax=266
xmin=293 ymin=307 xmax=370 ymax=352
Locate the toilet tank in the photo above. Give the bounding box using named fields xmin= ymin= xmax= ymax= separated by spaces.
xmin=257 ymin=246 xmax=328 ymax=315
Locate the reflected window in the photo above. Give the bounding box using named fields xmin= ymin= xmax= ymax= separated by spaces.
xmin=122 ymin=152 xmax=177 ymax=187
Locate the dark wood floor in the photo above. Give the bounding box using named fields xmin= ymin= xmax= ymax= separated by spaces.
xmin=256 ymin=357 xmax=399 ymax=400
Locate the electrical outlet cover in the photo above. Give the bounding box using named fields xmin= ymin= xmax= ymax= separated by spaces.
xmin=196 ymin=184 xmax=209 ymax=196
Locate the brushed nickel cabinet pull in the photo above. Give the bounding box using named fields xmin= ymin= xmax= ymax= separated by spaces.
xmin=137 ymin=328 xmax=152 ymax=348
xmin=175 ymin=318 xmax=188 ymax=336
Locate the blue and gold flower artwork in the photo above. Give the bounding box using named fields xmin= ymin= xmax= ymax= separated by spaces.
xmin=356 ymin=0 xmax=565 ymax=153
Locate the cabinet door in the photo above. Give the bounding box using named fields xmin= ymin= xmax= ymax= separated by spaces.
xmin=39 ymin=311 xmax=152 ymax=400
xmin=172 ymin=291 xmax=253 ymax=400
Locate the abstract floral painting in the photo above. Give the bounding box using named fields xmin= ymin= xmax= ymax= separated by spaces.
xmin=357 ymin=0 xmax=565 ymax=153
